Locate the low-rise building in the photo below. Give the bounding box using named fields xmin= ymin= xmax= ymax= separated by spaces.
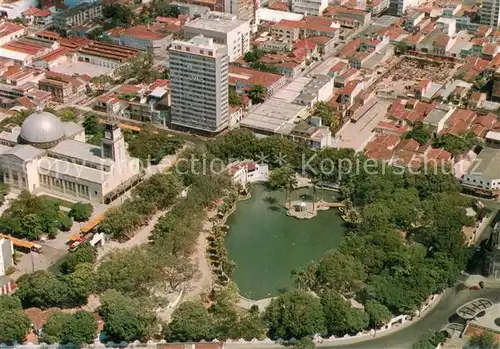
xmin=38 ymin=71 xmax=87 ymax=103
xmin=105 ymin=25 xmax=173 ymax=53
xmin=324 ymin=5 xmax=371 ymax=27
xmin=0 ymin=0 xmax=34 ymax=19
xmin=228 ymin=65 xmax=286 ymax=97
xmin=53 ymin=3 xmax=102 ymax=32
xmin=367 ymin=0 xmax=389 ymax=16
xmin=292 ymin=74 xmax=334 ymax=108
xmin=270 ymin=16 xmax=340 ymax=43
xmin=0 ymin=22 xmax=26 ymax=47
xmin=229 ymin=161 xmax=269 ymax=188
xmin=22 ymin=7 xmax=52 ymax=26
xmin=76 ymin=41 xmax=139 ymax=69
xmin=462 ymin=133 xmax=500 ymax=196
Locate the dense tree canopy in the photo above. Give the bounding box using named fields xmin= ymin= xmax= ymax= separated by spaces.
xmin=264 ymin=290 xmax=325 ymax=340
xmin=16 ymin=271 xmax=68 ymax=309
xmin=0 ymin=191 xmax=67 ymax=240
xmin=166 ymin=301 xmax=215 ymax=342
xmin=97 ymin=247 xmax=162 ymax=297
xmin=432 ymin=131 xmax=482 ymax=156
xmin=124 ymin=126 xmax=184 ymax=164
xmin=314 ymin=250 xmax=367 ymax=295
xmin=60 ymin=242 xmax=97 ymax=274
xmin=41 ymin=311 xmax=98 ymax=345
xmin=69 ymin=202 xmax=93 ymax=222
xmin=0 ymin=296 xmax=31 ymax=344
xmin=102 ymin=4 xmax=134 ymax=27
xmin=100 ymin=289 xmax=158 ymax=342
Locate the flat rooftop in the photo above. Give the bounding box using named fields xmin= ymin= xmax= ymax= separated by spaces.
xmin=470 ymin=147 xmax=500 ymax=180
xmin=50 ymin=60 xmax=112 ymax=78
xmin=424 ymin=104 xmax=452 ymax=124
xmin=185 ymin=11 xmax=248 ymax=33
xmin=240 ymin=99 xmax=307 ymax=133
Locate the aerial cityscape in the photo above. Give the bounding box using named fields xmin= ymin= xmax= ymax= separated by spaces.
xmin=0 ymin=0 xmax=500 ymax=348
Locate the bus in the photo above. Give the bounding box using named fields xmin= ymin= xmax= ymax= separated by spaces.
xmin=80 ymin=214 xmax=105 ymax=234
xmin=0 ymin=234 xmax=43 ymax=253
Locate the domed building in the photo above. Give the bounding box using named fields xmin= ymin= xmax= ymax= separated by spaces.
xmin=0 ymin=109 xmax=141 ymax=203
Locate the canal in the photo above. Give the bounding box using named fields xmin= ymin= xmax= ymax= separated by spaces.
xmin=225 ymin=184 xmax=347 ymax=300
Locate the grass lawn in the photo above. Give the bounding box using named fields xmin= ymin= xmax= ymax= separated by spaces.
xmin=40 ymin=195 xmax=75 ymax=209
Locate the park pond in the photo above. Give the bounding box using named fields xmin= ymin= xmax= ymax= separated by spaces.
xmin=225 ymin=183 xmax=347 ymax=300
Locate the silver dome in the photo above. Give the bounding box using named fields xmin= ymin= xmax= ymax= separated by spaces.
xmin=20 ymin=111 xmax=65 ymax=147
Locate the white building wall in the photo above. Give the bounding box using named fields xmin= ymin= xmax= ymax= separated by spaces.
xmin=0 ymin=238 xmax=13 ymax=276
xmin=463 ymin=173 xmax=500 ymax=190
xmin=0 ymin=28 xmax=26 ymax=46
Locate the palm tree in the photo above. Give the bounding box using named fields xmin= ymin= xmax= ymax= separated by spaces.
xmin=290 ymin=268 xmax=307 ymax=290
xmin=248 ymin=85 xmax=266 ymax=103
xmin=286 ymin=173 xmax=298 ymax=209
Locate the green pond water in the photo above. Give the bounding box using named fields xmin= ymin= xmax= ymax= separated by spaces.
xmin=225 ymin=184 xmax=347 ymax=300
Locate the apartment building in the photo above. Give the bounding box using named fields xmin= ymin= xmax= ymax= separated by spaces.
xmin=291 ymin=0 xmax=329 ymax=16
xmin=184 ymin=11 xmax=250 ymax=62
xmin=53 ymin=3 xmax=102 ymax=32
xmin=224 ymin=0 xmax=254 ymax=21
xmin=270 ymin=16 xmax=340 ymax=43
xmin=169 ymin=35 xmax=229 ymax=134
xmin=480 ymin=0 xmax=500 ymax=27
xmin=389 ymin=0 xmax=421 ymax=16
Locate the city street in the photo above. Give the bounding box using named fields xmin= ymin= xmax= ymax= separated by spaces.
xmin=224 ymin=286 xmax=500 ymax=349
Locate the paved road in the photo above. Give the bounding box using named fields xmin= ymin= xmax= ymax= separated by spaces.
xmin=324 ymin=286 xmax=500 ymax=349
xmin=225 ymin=285 xmax=500 ymax=349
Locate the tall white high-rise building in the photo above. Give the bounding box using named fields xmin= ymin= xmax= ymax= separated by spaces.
xmin=184 ymin=11 xmax=251 ymax=62
xmin=481 ymin=0 xmax=500 ymax=27
xmin=169 ymin=35 xmax=229 ymax=135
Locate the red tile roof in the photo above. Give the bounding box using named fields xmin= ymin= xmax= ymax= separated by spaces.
xmin=38 ymin=47 xmax=68 ymax=62
xmin=268 ymin=1 xmax=289 ymax=11
xmin=0 ymin=22 xmax=25 ymax=39
xmin=293 ymin=39 xmax=317 ymax=51
xmin=330 ymin=61 xmax=347 ymax=73
xmin=229 ymin=65 xmax=284 ymax=88
xmin=34 ymin=9 xmax=51 ymax=16
xmin=23 ymin=7 xmax=41 ymax=15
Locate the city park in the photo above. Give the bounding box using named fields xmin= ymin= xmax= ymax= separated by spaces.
xmin=0 ymin=127 xmax=483 ymax=348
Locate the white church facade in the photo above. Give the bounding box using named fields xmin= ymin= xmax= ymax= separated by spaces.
xmin=0 ymin=109 xmax=142 ymax=203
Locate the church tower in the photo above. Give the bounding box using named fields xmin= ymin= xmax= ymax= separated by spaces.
xmin=101 ymin=121 xmax=126 ymax=174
